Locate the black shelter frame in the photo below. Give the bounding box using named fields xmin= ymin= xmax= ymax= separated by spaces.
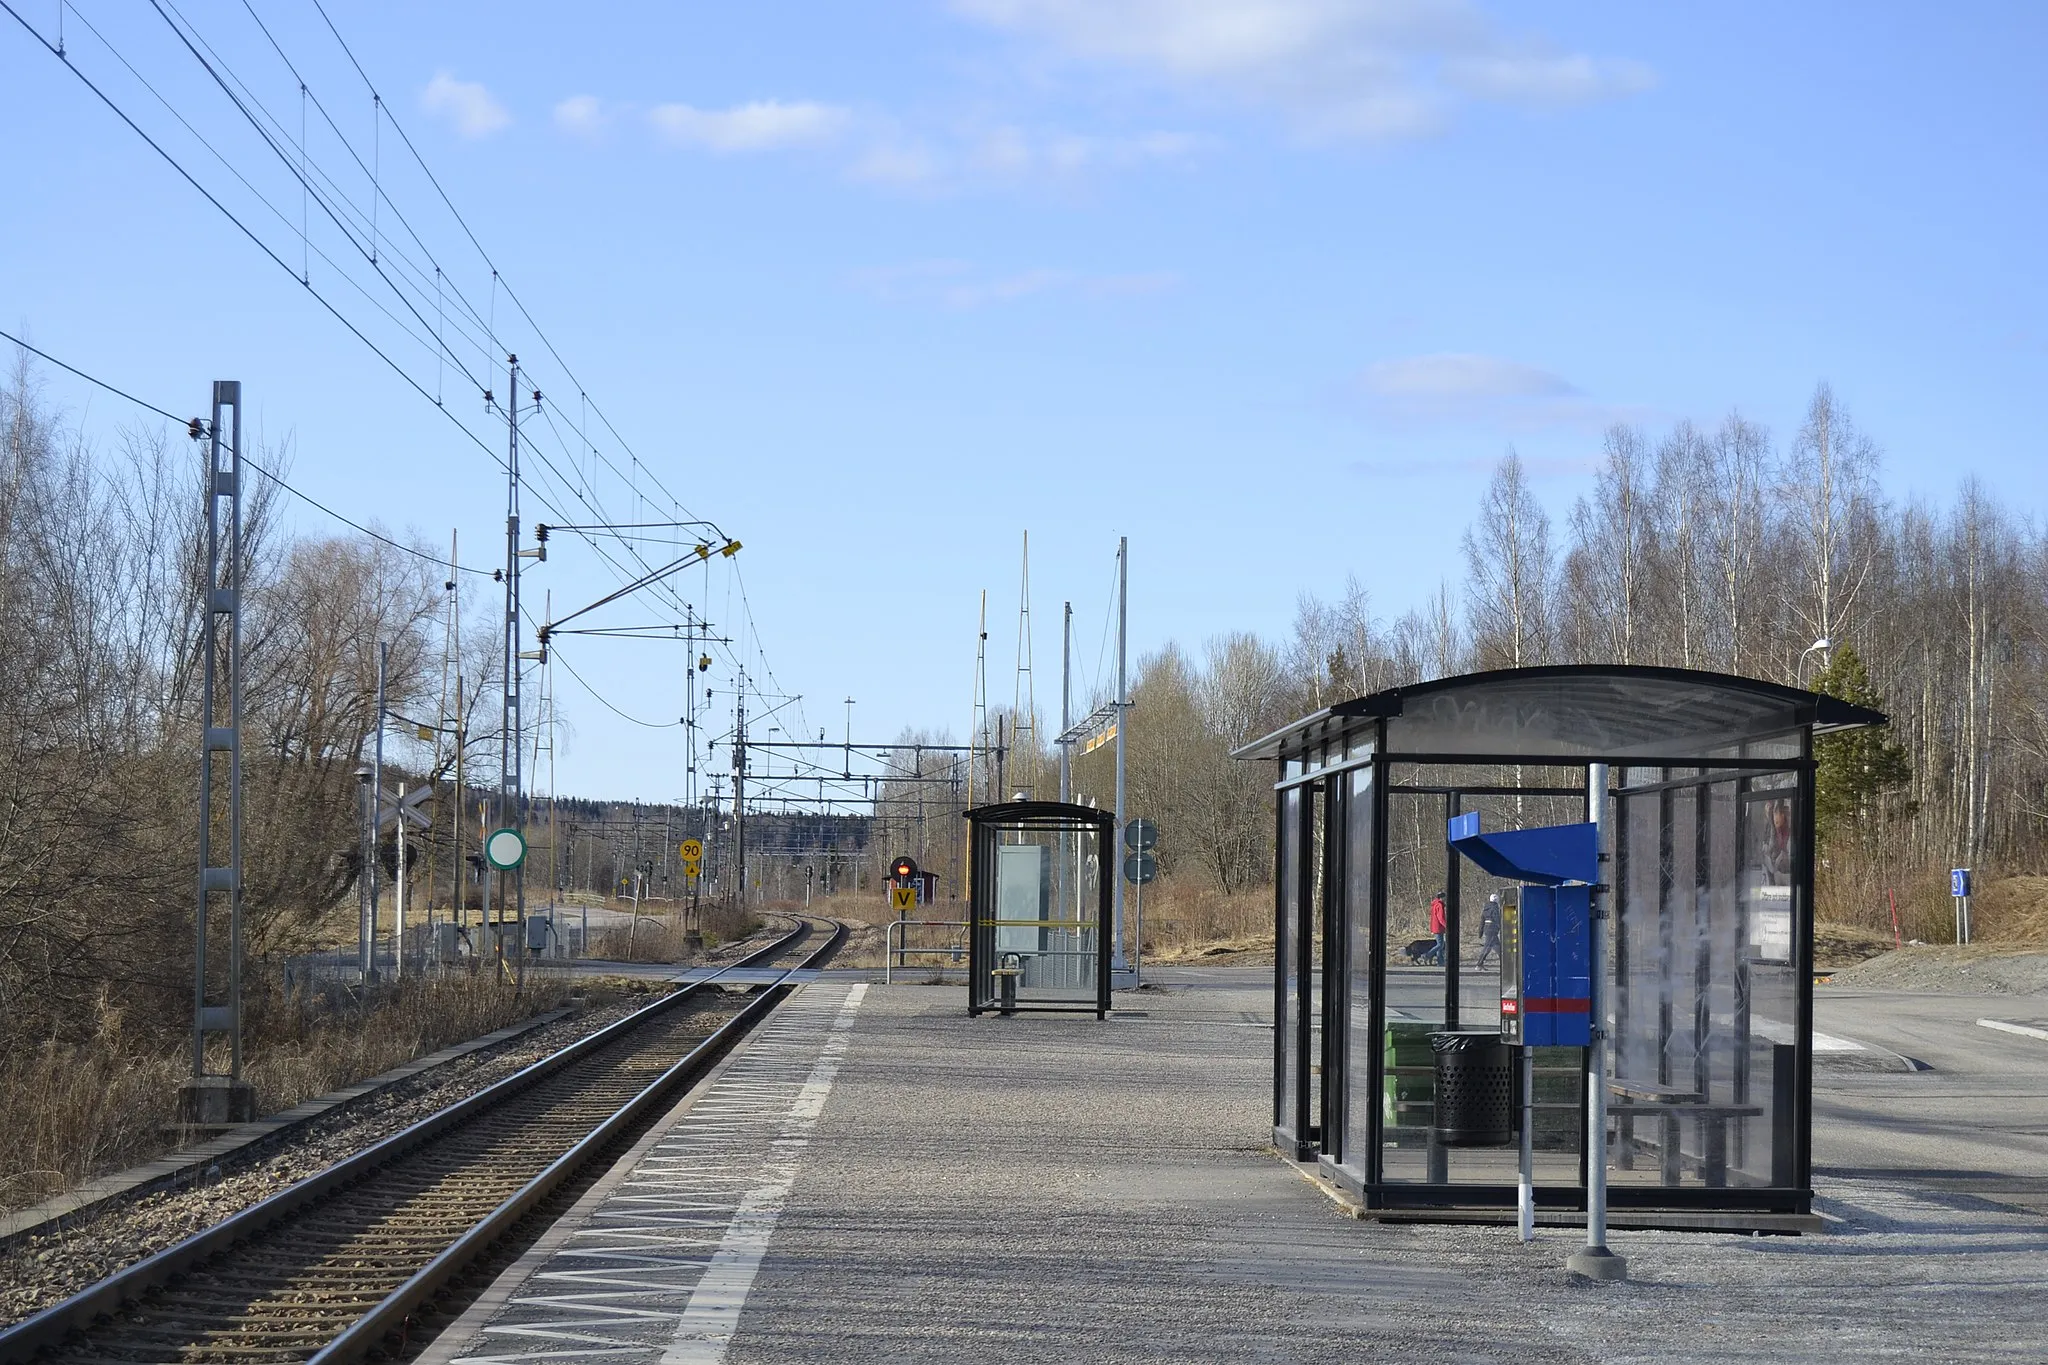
xmin=1235 ymin=666 xmax=1885 ymax=1228
xmin=965 ymin=801 xmax=1114 ymax=1019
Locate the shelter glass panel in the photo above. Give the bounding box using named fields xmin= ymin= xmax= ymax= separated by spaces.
xmin=1380 ymin=764 xmax=1587 ymax=1187
xmin=1275 ymin=785 xmax=1306 ymax=1151
xmin=1308 ymin=780 xmax=1328 ymax=1152
xmin=1610 ymin=766 xmax=1802 ymax=1190
xmin=1339 ymin=762 xmax=1377 ymax=1181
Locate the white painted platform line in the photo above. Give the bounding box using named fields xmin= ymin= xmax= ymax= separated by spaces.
xmin=447 ymin=983 xmax=866 ymax=1365
xmin=661 ymin=983 xmax=864 ymax=1364
xmin=1754 ymin=1016 xmax=1866 ymax=1052
xmin=1978 ymin=1018 xmax=2048 ymax=1043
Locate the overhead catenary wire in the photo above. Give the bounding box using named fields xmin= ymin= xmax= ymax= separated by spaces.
xmin=551 ymin=648 xmax=680 ymax=731
xmin=0 ymin=324 xmax=496 ymax=577
xmin=15 ymin=0 xmax=806 ymax=760
xmin=300 ymin=0 xmax=709 ymax=533
xmin=0 ymin=1 xmax=526 ymax=477
xmin=19 ymin=0 xmax=645 ymax=597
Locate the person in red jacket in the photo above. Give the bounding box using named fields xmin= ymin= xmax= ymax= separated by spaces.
xmin=1428 ymin=890 xmax=1447 ymax=966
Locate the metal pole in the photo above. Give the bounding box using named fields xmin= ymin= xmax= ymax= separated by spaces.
xmin=628 ymin=870 xmax=641 ymax=959
xmin=358 ymin=769 xmax=374 ymax=979
xmin=734 ymin=678 xmax=747 ymax=909
xmin=1060 ymin=602 xmax=1071 ymax=803
xmin=372 ymin=640 xmax=386 ymax=980
xmin=396 ymin=781 xmax=407 ymax=980
xmin=482 ymin=798 xmax=495 ymax=972
xmin=1519 ymin=1042 xmax=1535 ymax=1242
xmin=224 ymin=381 xmax=243 ymax=1084
xmin=1568 ymin=760 xmax=1627 ymax=1280
xmin=186 ymin=380 xmax=248 ymax=1120
xmin=502 ymin=354 xmax=527 ymax=986
xmin=1113 ymin=537 xmax=1129 ymax=977
xmin=1134 ymin=865 xmax=1143 ymax=979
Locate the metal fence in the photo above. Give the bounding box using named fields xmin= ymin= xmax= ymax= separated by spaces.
xmin=885 ymin=919 xmax=970 ymax=984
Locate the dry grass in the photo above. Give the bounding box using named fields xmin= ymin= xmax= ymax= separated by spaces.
xmin=1137 ymin=877 xmax=1272 ymax=964
xmin=1817 ymin=840 xmax=2048 ymax=947
xmin=1813 ymin=920 xmax=1898 ymax=969
xmin=0 ymin=967 xmax=596 ymax=1216
xmin=584 ymin=901 xmax=761 ymax=963
xmin=1972 ymin=875 xmax=2048 ymax=944
xmin=801 ymin=879 xmax=1274 ymax=969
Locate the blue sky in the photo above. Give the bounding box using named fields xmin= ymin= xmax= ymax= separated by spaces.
xmin=4 ymin=1 xmax=2044 ymax=800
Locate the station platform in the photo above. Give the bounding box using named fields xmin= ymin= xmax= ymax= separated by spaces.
xmin=420 ymin=969 xmax=1577 ymax=1363
xmin=416 ymin=970 xmax=2048 ymax=1364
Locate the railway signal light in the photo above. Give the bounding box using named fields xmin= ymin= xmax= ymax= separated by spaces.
xmin=891 ymin=856 xmax=919 ymax=883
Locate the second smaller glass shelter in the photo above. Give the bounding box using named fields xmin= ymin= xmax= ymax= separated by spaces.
xmin=965 ymin=801 xmax=1113 ymax=1019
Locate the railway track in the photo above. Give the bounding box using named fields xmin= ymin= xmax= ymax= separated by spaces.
xmin=1 ymin=914 xmax=848 ymax=1365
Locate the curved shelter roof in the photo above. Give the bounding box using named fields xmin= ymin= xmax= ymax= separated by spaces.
xmin=965 ymin=799 xmax=1115 ymax=827
xmin=1233 ymin=664 xmax=1887 ymax=764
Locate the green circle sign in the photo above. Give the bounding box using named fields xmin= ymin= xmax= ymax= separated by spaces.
xmin=484 ymin=827 xmax=527 ymax=870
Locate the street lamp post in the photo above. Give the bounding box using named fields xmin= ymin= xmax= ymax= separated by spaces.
xmin=1796 ymin=637 xmax=1832 ymax=688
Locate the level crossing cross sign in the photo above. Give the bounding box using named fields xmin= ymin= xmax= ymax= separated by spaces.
xmin=890 ymin=884 xmax=919 ymax=912
xmin=376 ymin=784 xmax=433 ymax=832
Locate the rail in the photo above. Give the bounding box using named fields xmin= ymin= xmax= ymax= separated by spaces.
xmin=885 ymin=919 xmax=969 ymax=983
xmin=0 ymin=916 xmax=846 ymax=1364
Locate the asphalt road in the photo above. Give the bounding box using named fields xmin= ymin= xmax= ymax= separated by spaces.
xmin=1811 ymin=987 xmax=2048 ymax=1218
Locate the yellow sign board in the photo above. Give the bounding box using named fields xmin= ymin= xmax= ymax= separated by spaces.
xmin=890 ymin=885 xmax=918 ymax=912
xmin=682 ymin=858 xmax=702 ymax=879
xmin=679 ymin=838 xmax=703 ymax=860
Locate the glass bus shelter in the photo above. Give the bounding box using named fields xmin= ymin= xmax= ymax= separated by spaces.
xmin=965 ymin=801 xmax=1113 ymax=1019
xmin=1233 ymin=665 xmax=1886 ymax=1229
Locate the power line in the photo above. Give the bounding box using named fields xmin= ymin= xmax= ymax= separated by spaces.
xmin=302 ymin=0 xmax=708 ymax=531
xmin=0 ymin=0 xmax=519 ymax=476
xmin=552 ymin=648 xmax=681 ymax=730
xmin=15 ymin=1 xmax=802 ymax=752
xmin=0 ymin=324 xmax=496 ymax=577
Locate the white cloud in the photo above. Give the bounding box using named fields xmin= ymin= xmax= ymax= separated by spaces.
xmin=851 ymin=260 xmax=1178 ymax=308
xmin=1361 ymin=353 xmax=1576 ymax=400
xmin=647 ymin=100 xmax=850 ymax=153
xmin=848 ymin=140 xmax=943 ymax=186
xmin=1353 ymin=352 xmax=1642 ymax=432
xmin=420 ymin=71 xmax=511 ymax=139
xmin=554 ymin=95 xmax=607 ymax=137
xmin=1447 ymin=52 xmax=1656 ymax=105
xmin=949 ymin=0 xmax=1653 ymax=138
xmin=847 ymin=123 xmax=1197 ymax=189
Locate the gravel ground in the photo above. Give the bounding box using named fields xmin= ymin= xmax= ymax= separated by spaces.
xmin=0 ymin=978 xmax=748 ymax=1327
xmin=1825 ymin=944 xmax=2048 ymax=994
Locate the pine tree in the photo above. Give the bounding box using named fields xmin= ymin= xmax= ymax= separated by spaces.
xmin=1811 ymin=644 xmax=1912 ymax=843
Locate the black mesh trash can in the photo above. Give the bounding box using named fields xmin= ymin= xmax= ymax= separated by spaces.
xmin=1431 ymin=1032 xmax=1514 ymax=1146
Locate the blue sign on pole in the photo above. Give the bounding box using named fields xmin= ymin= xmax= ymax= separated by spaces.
xmin=1952 ymin=868 xmax=1972 ymax=898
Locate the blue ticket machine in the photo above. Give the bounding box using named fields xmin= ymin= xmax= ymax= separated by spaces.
xmin=1498 ymin=885 xmax=1591 ymax=1048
